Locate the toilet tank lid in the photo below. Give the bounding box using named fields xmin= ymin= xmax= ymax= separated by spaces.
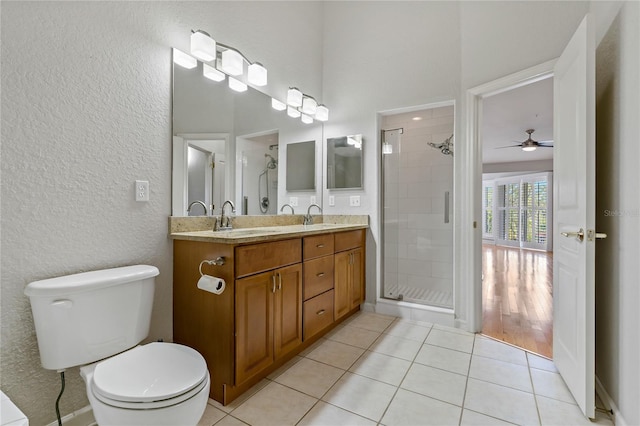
xmin=25 ymin=265 xmax=159 ymax=297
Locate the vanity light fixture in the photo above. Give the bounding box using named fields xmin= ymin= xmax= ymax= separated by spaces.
xmin=301 ymin=96 xmax=318 ymax=115
xmin=271 ymin=98 xmax=287 ymax=111
xmin=301 ymin=113 xmax=313 ymax=124
xmin=221 ymin=48 xmax=244 ymax=76
xmin=315 ymin=104 xmax=329 ymax=122
xmin=203 ymin=63 xmax=225 ymax=82
xmin=287 ymin=106 xmax=301 ymax=118
xmin=190 ymin=30 xmax=217 ymax=62
xmin=287 ymin=87 xmax=303 ymax=107
xmin=173 ymin=48 xmax=197 ymax=69
xmin=228 ymin=76 xmax=247 ymax=92
xmin=248 ymin=63 xmax=267 ymax=86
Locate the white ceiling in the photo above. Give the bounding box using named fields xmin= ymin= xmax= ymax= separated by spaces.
xmin=482 ymin=77 xmax=553 ymax=164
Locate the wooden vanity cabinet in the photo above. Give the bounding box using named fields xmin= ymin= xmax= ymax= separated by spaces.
xmin=334 ymin=230 xmax=365 ymax=320
xmin=235 ymin=263 xmax=302 ymax=385
xmin=173 ymin=227 xmax=365 ymax=406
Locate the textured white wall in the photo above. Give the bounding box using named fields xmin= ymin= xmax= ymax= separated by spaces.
xmin=0 ymin=2 xmax=323 ymax=424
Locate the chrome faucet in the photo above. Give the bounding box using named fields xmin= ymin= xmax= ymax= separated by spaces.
xmin=304 ymin=204 xmax=322 ymax=225
xmin=216 ymin=200 xmax=236 ymax=231
xmin=280 ymin=204 xmax=295 ymax=214
xmin=187 ymin=200 xmax=208 ymax=216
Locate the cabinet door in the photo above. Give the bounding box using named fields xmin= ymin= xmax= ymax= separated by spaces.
xmin=334 ymin=250 xmax=351 ymax=320
xmin=274 ymin=264 xmax=303 ymax=359
xmin=235 ymin=271 xmax=274 ymax=385
xmin=349 ymin=248 xmax=364 ymax=310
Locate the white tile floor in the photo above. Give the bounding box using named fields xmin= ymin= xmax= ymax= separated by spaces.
xmin=199 ymin=312 xmax=613 ymax=426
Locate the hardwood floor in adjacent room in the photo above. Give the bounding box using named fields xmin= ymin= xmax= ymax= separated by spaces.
xmin=482 ymin=244 xmax=553 ymax=358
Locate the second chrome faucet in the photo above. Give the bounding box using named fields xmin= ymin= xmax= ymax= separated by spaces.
xmin=215 ymin=200 xmax=236 ymax=231
xmin=303 ymin=203 xmax=322 ymax=225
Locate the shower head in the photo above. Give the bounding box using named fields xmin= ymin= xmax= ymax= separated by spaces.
xmin=428 ymin=134 xmax=454 ymax=156
xmin=265 ymin=153 xmax=278 ymax=169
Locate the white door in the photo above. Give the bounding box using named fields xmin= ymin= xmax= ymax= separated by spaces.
xmin=553 ymin=14 xmax=599 ymax=419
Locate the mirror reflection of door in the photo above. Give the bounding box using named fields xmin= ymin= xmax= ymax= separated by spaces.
xmin=186 ymin=139 xmax=226 ymax=216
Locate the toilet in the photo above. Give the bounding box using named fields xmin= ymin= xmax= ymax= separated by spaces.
xmin=25 ymin=265 xmax=209 ymax=426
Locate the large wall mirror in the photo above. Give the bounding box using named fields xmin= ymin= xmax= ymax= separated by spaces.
xmin=172 ymin=59 xmax=323 ymax=216
xmin=327 ymin=134 xmax=363 ymax=189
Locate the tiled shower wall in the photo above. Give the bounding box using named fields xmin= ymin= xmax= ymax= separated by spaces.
xmin=382 ymin=105 xmax=454 ymax=308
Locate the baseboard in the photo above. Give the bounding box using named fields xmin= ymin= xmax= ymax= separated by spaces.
xmin=595 ymin=374 xmax=627 ymax=426
xmin=374 ymin=298 xmax=455 ymax=327
xmin=45 ymin=405 xmax=95 ymax=426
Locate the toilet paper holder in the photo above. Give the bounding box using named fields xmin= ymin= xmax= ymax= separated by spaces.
xmin=199 ymin=257 xmax=225 ymax=276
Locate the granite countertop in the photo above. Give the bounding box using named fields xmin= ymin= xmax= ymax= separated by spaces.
xmin=169 ymin=215 xmax=369 ymax=244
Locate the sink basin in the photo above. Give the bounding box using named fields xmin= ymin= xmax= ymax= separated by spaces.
xmin=212 ymin=228 xmax=284 ymax=237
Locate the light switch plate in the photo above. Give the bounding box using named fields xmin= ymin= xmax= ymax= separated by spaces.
xmin=329 ymin=195 xmax=335 ymax=206
xmin=290 ymin=196 xmax=298 ymax=207
xmin=349 ymin=195 xmax=360 ymax=207
xmin=310 ymin=196 xmax=316 ymax=204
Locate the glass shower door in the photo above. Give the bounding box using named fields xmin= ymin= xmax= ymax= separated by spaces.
xmin=381 ymin=104 xmax=455 ymax=309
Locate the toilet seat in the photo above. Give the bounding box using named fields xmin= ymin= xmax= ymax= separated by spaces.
xmin=90 ymin=342 xmax=208 ymax=410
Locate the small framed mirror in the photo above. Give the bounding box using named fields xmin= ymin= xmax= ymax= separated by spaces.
xmin=286 ymin=141 xmax=316 ymax=191
xmin=327 ymin=134 xmax=363 ymax=189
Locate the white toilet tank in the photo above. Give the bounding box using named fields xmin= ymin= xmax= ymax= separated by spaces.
xmin=25 ymin=265 xmax=159 ymax=371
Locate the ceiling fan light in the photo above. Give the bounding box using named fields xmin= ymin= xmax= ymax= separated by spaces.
xmin=191 ymin=30 xmax=217 ymax=62
xmin=301 ymin=113 xmax=313 ymax=124
xmin=522 ymin=146 xmax=537 ymax=152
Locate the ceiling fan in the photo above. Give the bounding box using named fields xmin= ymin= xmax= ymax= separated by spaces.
xmin=497 ymin=129 xmax=554 ymax=152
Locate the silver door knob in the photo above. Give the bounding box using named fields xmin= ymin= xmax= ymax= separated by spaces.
xmin=561 ymin=228 xmax=584 ymax=242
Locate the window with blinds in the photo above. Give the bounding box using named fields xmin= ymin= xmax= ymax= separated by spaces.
xmin=482 ymin=182 xmax=493 ymax=238
xmin=493 ymin=173 xmax=552 ymax=251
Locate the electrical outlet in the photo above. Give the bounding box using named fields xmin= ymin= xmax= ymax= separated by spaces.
xmin=349 ymin=195 xmax=360 ymax=207
xmin=135 ymin=180 xmax=149 ymax=202
xmin=290 ymin=196 xmax=298 ymax=207
xmin=310 ymin=196 xmax=316 ymax=204
xmin=329 ymin=195 xmax=335 ymax=206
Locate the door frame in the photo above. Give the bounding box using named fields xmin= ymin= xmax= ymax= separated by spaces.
xmin=463 ymin=59 xmax=556 ymax=332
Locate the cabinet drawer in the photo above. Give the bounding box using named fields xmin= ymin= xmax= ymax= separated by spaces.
xmin=334 ymin=229 xmax=364 ymax=252
xmin=303 ymin=234 xmax=334 ymax=260
xmin=303 ymin=290 xmax=334 ymax=340
xmin=303 ymin=255 xmax=334 ymax=300
xmin=236 ymin=239 xmax=302 ymax=278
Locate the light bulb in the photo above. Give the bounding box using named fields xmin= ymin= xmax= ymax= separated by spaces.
xmin=228 ymin=77 xmax=247 ymax=92
xmin=301 ymin=97 xmax=317 ymax=115
xmin=287 ymin=106 xmax=301 ymax=118
xmin=190 ymin=31 xmax=216 ymax=62
xmin=287 ymin=88 xmax=303 ymax=107
xmin=248 ymin=63 xmax=267 ymax=86
xmin=172 ymin=48 xmax=197 ymax=69
xmin=221 ymin=49 xmax=243 ymax=75
xmin=301 ymin=114 xmax=313 ymax=124
xmin=271 ymin=98 xmax=286 ymax=111
xmin=522 ymin=146 xmax=537 ymax=152
xmin=203 ymin=64 xmax=225 ymax=82
xmin=315 ymin=104 xmax=329 ymax=121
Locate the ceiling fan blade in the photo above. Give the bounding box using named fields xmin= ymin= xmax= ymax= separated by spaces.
xmin=494 ymin=144 xmax=522 ymax=149
xmin=536 ymin=144 xmax=554 ymax=148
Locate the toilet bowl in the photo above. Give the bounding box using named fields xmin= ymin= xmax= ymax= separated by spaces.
xmin=80 ymin=342 xmax=210 ymax=426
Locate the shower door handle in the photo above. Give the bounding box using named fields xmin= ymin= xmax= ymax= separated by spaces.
xmin=444 ymin=191 xmax=450 ymax=224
